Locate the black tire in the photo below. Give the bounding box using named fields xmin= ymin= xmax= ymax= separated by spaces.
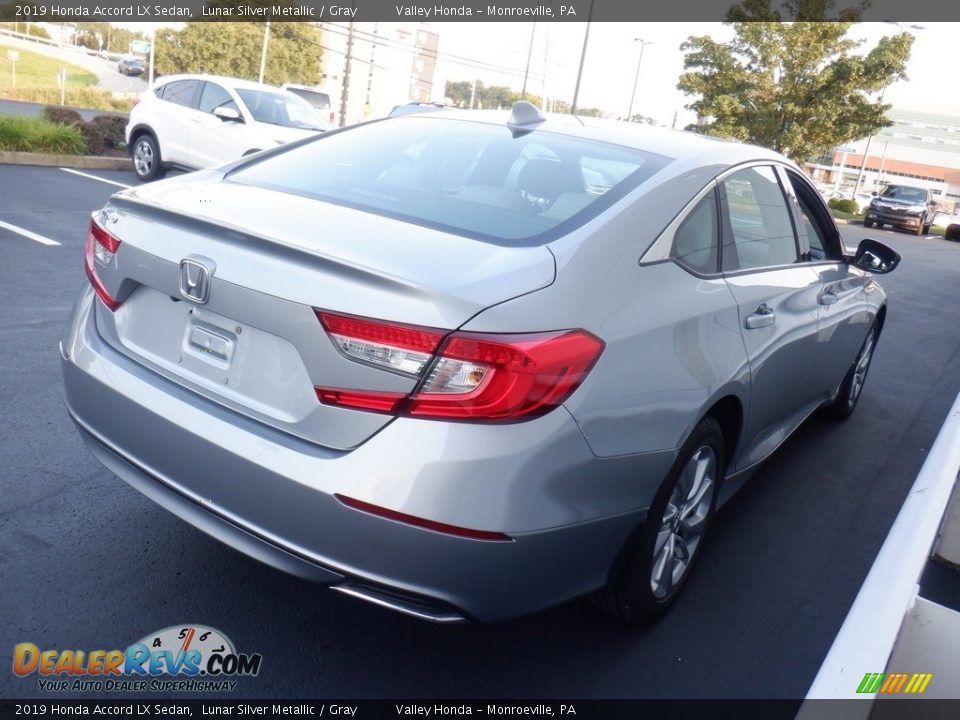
xmin=922 ymin=223 xmax=931 ymax=235
xmin=826 ymin=324 xmax=878 ymax=420
xmin=863 ymin=219 xmax=873 ymax=229
xmin=592 ymin=417 xmax=724 ymax=624
xmin=947 ymin=225 xmax=960 ymax=241
xmin=131 ymin=133 xmax=166 ymax=182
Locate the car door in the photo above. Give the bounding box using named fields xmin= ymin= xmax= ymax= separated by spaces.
xmin=188 ymin=81 xmax=250 ymax=168
xmin=153 ymin=79 xmax=201 ymax=166
xmin=781 ymin=168 xmax=874 ymax=401
xmin=719 ymin=165 xmax=823 ymax=470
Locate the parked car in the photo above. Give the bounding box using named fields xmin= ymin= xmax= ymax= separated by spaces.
xmin=126 ymin=74 xmax=332 ymax=182
xmin=281 ymin=83 xmax=338 ymax=127
xmin=64 ymin=103 xmax=900 ymax=624
xmin=932 ymin=211 xmax=960 ymax=241
xmin=864 ymin=184 xmax=938 ymax=235
xmin=117 ymin=57 xmax=145 ymax=76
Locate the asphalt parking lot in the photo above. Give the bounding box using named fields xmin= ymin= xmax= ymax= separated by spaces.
xmin=2 ymin=163 xmax=960 ymax=700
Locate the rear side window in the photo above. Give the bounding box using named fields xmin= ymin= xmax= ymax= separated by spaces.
xmin=721 ymin=166 xmax=798 ymax=271
xmin=161 ymin=80 xmax=200 ymax=108
xmin=670 ymin=189 xmax=719 ymax=274
xmin=227 ymin=117 xmax=672 ymax=246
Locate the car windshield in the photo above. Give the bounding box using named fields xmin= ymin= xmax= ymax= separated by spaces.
xmin=236 ymin=89 xmax=329 ymax=131
xmin=286 ymin=88 xmax=330 ymax=110
xmin=880 ymin=186 xmax=926 ymax=203
xmin=227 ymin=116 xmax=672 ymax=246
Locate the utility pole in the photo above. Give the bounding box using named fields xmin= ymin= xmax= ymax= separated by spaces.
xmin=339 ymin=17 xmax=355 ymax=126
xmin=148 ymin=25 xmax=155 ymax=85
xmin=258 ymin=19 xmax=271 ymax=84
xmin=570 ymin=0 xmax=595 ymax=115
xmin=469 ymin=78 xmax=477 ymax=109
xmin=521 ymin=23 xmax=536 ymax=100
xmin=540 ymin=23 xmax=551 ymax=112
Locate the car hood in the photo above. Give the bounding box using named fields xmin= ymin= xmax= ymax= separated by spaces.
xmin=252 ymin=124 xmax=325 ymax=146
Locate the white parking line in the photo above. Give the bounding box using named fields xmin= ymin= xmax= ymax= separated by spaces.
xmin=59 ymin=168 xmax=131 ymax=189
xmin=0 ymin=220 xmax=61 ymax=246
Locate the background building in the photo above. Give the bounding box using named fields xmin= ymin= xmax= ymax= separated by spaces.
xmin=318 ymin=22 xmax=442 ymax=126
xmin=806 ymin=107 xmax=960 ymax=209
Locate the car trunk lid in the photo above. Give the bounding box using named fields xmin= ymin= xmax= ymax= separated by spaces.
xmin=92 ymin=175 xmax=555 ymax=450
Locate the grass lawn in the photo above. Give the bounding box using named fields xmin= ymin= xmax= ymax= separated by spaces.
xmin=829 ymin=208 xmax=863 ymax=223
xmin=0 ymin=43 xmax=97 ymax=90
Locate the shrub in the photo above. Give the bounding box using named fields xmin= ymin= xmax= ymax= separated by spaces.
xmin=78 ymin=122 xmax=107 ymax=155
xmin=91 ymin=115 xmax=127 ymax=149
xmin=828 ymin=198 xmax=859 ymax=214
xmin=0 ymin=87 xmax=133 ymax=112
xmin=43 ymin=105 xmax=84 ymax=126
xmin=0 ymin=116 xmax=86 ymax=154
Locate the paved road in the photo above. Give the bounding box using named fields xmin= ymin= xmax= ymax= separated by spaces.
xmin=2 ymin=165 xmax=959 ymax=700
xmin=0 ymin=33 xmax=148 ymax=95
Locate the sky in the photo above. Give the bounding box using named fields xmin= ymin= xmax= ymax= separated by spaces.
xmin=115 ymin=20 xmax=960 ymax=125
xmin=426 ymin=21 xmax=960 ymax=126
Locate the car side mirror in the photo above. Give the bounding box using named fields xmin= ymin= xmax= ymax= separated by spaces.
xmin=851 ymin=238 xmax=900 ymax=274
xmin=213 ymin=106 xmax=243 ymax=123
xmin=871 ymin=191 xmax=878 ymax=197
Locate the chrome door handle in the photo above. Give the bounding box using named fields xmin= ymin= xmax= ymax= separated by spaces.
xmin=745 ymin=303 xmax=776 ymax=329
xmin=819 ymin=287 xmax=839 ymax=305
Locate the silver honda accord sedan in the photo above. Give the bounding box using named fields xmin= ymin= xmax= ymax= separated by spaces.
xmin=61 ymin=103 xmax=900 ymax=624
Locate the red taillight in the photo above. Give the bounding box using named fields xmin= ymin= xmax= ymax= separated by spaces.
xmin=335 ymin=494 xmax=512 ymax=541
xmin=314 ymin=311 xmax=604 ymax=422
xmin=131 ymin=96 xmax=141 ymax=107
xmin=84 ymin=218 xmax=122 ymax=311
xmin=329 ymin=111 xmax=335 ymax=124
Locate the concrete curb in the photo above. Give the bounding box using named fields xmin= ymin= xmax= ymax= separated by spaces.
xmin=0 ymin=151 xmax=129 ymax=170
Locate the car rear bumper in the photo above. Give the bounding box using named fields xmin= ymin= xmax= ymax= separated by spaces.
xmin=62 ymin=289 xmax=666 ymax=621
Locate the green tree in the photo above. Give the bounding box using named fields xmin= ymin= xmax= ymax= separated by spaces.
xmin=154 ymin=22 xmax=321 ymax=86
xmin=444 ymin=80 xmax=473 ymax=107
xmin=678 ymin=13 xmax=912 ymax=161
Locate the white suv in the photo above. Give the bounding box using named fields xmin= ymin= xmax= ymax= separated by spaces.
xmin=126 ymin=74 xmax=332 ymax=181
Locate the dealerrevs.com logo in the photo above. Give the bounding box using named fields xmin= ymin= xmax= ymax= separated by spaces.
xmin=13 ymin=625 xmax=262 ymax=693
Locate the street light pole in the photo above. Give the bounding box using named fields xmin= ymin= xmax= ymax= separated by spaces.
xmin=627 ymin=38 xmax=651 ymax=123
xmin=853 ymin=22 xmax=923 ymax=193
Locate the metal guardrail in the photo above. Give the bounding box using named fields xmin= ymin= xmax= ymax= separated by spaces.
xmin=800 ymin=392 xmax=960 ymax=709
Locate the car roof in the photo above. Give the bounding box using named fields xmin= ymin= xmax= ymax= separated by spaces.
xmin=153 ymin=73 xmax=288 ymax=93
xmin=394 ymin=108 xmax=790 ymax=168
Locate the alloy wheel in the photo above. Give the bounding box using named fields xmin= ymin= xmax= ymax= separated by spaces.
xmin=651 ymin=445 xmax=716 ymax=599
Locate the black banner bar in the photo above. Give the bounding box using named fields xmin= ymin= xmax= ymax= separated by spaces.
xmin=1 ymin=0 xmax=960 ymax=23
xmin=5 ymin=700 xmax=960 ymax=720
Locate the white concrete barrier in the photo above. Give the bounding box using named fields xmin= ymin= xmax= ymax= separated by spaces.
xmin=801 ymin=391 xmax=960 ymax=709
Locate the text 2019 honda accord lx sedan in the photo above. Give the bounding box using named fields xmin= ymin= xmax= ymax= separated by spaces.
xmin=61 ymin=103 xmax=900 ymax=624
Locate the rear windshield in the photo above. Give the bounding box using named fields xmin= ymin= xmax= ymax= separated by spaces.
xmin=227 ymin=116 xmax=672 ymax=246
